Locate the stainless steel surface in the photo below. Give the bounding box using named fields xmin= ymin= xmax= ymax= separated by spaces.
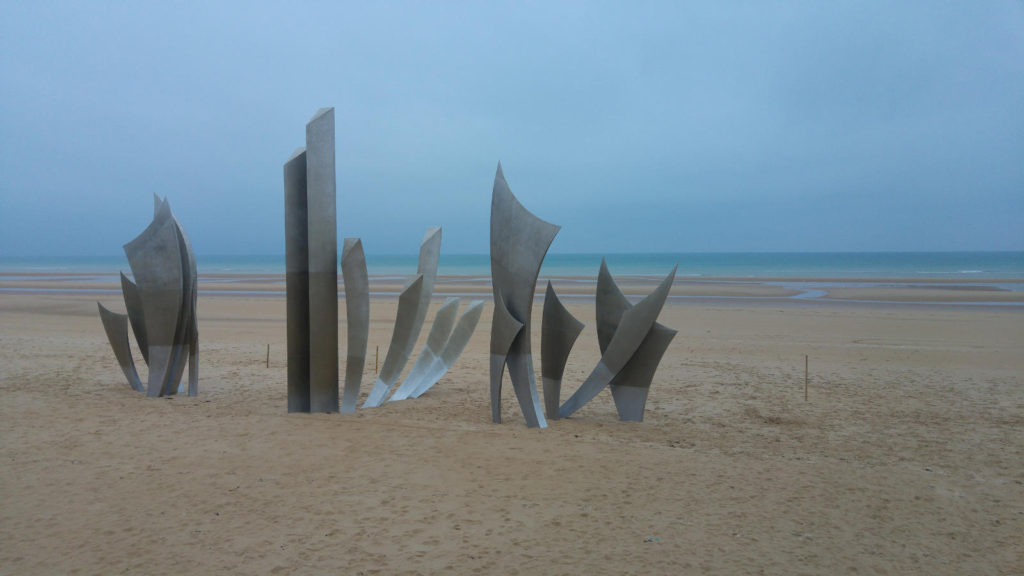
xmin=97 ymin=303 xmax=143 ymax=392
xmin=409 ymin=299 xmax=484 ymax=399
xmin=284 ymin=147 xmax=311 ymax=412
xmin=102 ymin=197 xmax=198 ymax=398
xmin=340 ymin=237 xmax=369 ymax=413
xmin=123 ymin=200 xmax=185 ymax=397
xmin=540 ymin=281 xmax=584 ymax=420
xmin=488 ymin=289 xmax=523 ymax=423
xmin=363 ymin=227 xmax=441 ymax=408
xmin=305 ymin=108 xmax=339 ymax=412
xmin=558 ymin=265 xmax=676 ymax=419
xmin=169 ymin=209 xmax=198 ymax=397
xmin=596 ymin=260 xmax=677 ymax=420
xmin=489 ymin=163 xmax=559 ymax=428
xmin=362 ymin=274 xmax=425 ymax=407
xmin=120 ymin=273 xmax=148 ymax=365
xmin=390 ymin=297 xmax=459 ymax=402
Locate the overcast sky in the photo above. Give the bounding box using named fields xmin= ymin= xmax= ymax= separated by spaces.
xmin=1 ymin=1 xmax=1021 ymax=256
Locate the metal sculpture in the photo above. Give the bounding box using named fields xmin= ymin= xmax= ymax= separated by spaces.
xmin=595 ymin=260 xmax=677 ymax=421
xmin=97 ymin=304 xmax=143 ymax=392
xmin=489 ymin=289 xmax=524 ymax=418
xmin=340 ymin=238 xmax=369 ymax=413
xmin=390 ymin=297 xmax=460 ymax=402
xmin=98 ymin=196 xmax=198 ymax=397
xmin=489 ymin=163 xmax=560 ymax=428
xmin=608 ymin=325 xmax=676 ymax=421
xmin=285 ymin=108 xmax=339 ymax=412
xmin=177 ymin=200 xmax=199 ymax=398
xmin=124 ymin=200 xmax=182 ymax=396
xmin=540 ymin=281 xmax=584 ymax=420
xmin=362 ymin=273 xmax=425 ymax=406
xmin=306 ymin=108 xmax=339 ymax=412
xmin=120 ymin=272 xmax=149 ymax=364
xmin=280 ymin=109 xmax=485 ymax=415
xmin=558 ymin=262 xmax=677 ymax=419
xmin=284 ymin=147 xmax=311 ymax=412
xmin=362 ymin=227 xmax=441 ymax=408
xmin=408 ymin=299 xmax=485 ymax=399
xmin=332 ymin=233 xmax=478 ymax=408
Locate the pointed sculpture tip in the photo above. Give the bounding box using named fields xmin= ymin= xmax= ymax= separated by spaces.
xmin=402 ymin=273 xmax=425 ymax=291
xmin=309 ymin=107 xmax=334 ymax=123
xmin=153 ymin=194 xmax=168 ymax=218
xmin=155 ymin=196 xmax=172 ymax=219
xmin=489 ymin=161 xmax=560 ymax=242
xmin=423 ymin=226 xmax=442 ymax=241
xmin=286 ymin=146 xmax=306 ymax=162
xmin=492 ymin=162 xmax=512 ymax=198
xmin=341 ymin=237 xmax=362 ymax=261
xmin=659 ymin=265 xmax=679 ymax=292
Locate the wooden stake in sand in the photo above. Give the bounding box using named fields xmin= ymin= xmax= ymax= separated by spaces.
xmin=375 ymin=345 xmax=379 ymax=374
xmin=266 ymin=344 xmax=270 ymax=368
xmin=805 ymin=355 xmax=809 ymax=402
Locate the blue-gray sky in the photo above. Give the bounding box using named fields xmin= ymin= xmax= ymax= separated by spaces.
xmin=1 ymin=1 xmax=1022 ymax=256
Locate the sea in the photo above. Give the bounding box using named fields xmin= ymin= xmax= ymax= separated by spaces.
xmin=2 ymin=251 xmax=1023 ymax=279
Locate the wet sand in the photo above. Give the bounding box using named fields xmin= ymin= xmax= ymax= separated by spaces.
xmin=1 ymin=277 xmax=1022 ymax=574
xmin=3 ymin=271 xmax=1024 ymax=304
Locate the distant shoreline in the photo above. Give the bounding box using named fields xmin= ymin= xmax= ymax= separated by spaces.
xmin=3 ymin=271 xmax=1023 ymax=308
xmin=2 ymin=251 xmax=1023 ymax=279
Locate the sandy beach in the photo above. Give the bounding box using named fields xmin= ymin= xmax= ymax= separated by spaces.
xmin=1 ymin=275 xmax=1022 ymax=574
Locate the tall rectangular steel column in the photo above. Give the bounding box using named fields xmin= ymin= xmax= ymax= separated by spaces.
xmin=305 ymin=108 xmax=339 ymax=412
xmin=284 ymin=147 xmax=310 ymax=412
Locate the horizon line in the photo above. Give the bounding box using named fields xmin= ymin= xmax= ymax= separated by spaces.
xmin=2 ymin=249 xmax=1024 ymax=259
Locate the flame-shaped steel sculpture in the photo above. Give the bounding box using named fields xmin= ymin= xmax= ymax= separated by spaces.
xmin=98 ymin=196 xmax=198 ymax=397
xmin=489 ymin=163 xmax=560 ymax=428
xmin=595 ymin=260 xmax=677 ymax=421
xmin=340 ymin=238 xmax=369 ymax=413
xmin=390 ymin=297 xmax=460 ymax=402
xmin=540 ymin=281 xmax=585 ymax=420
xmin=97 ymin=303 xmax=144 ymax=393
xmin=362 ymin=227 xmax=441 ymax=407
xmin=557 ymin=261 xmax=677 ymax=420
xmin=389 ymin=298 xmax=486 ymax=401
xmin=407 ymin=299 xmax=484 ymax=399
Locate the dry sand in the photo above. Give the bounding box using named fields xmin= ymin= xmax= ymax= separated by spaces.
xmin=1 ymin=276 xmax=1022 ymax=574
